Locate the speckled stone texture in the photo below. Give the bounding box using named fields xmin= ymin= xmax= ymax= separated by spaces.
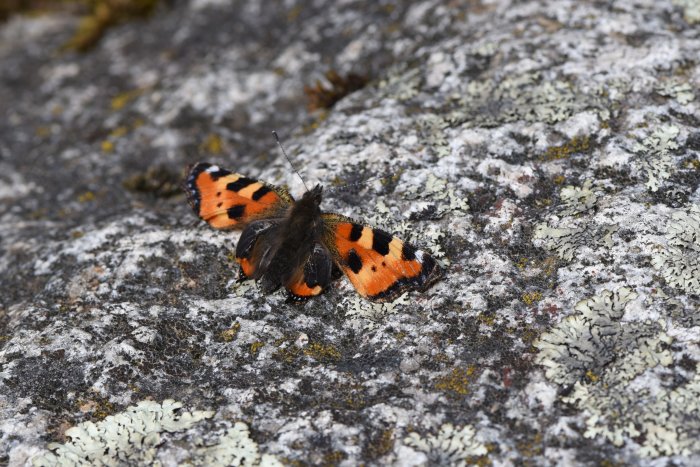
xmin=2 ymin=0 xmax=700 ymax=465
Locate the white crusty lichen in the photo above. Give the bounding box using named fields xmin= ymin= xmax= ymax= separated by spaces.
xmin=404 ymin=423 xmax=487 ymax=465
xmin=535 ymin=288 xmax=700 ymax=457
xmin=559 ymin=180 xmax=598 ymax=217
xmin=633 ymin=125 xmax=680 ymax=192
xmin=185 ymin=423 xmax=283 ymax=467
xmin=33 ymin=399 xmax=214 ymax=466
xmin=342 ymin=292 xmax=411 ymax=329
xmin=651 ymin=205 xmax=700 ymax=294
xmin=535 ymin=288 xmax=638 ymax=386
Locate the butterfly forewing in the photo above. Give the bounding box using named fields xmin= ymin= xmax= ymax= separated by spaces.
xmin=184 ymin=162 xmax=292 ymax=229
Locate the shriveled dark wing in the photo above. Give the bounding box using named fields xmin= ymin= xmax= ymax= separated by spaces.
xmin=235 ymin=219 xmax=282 ymax=279
xmin=285 ymin=243 xmax=334 ymax=301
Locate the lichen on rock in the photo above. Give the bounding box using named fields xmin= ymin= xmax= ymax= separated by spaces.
xmin=33 ymin=400 xmax=214 ymax=466
xmin=403 ymin=423 xmax=487 ymax=466
xmin=651 ymin=205 xmax=700 ymax=294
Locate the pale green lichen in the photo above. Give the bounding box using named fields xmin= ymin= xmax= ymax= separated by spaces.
xmin=342 ymin=292 xmax=411 ymax=329
xmin=535 ymin=288 xmax=639 ymax=386
xmin=449 ymin=72 xmax=610 ymax=127
xmin=404 ymin=173 xmax=469 ymax=217
xmin=404 ymin=423 xmax=487 ymax=465
xmin=535 ymin=288 xmax=700 ymax=457
xmin=673 ymin=0 xmax=700 ymax=24
xmin=184 ymin=423 xmax=283 ymax=467
xmin=633 ymin=125 xmax=680 ymax=192
xmin=33 ymin=400 xmax=214 ymax=466
xmin=656 ymin=79 xmax=696 ymax=105
xmin=532 ymin=223 xmax=617 ymax=262
xmin=651 ymin=205 xmax=700 ymax=294
xmin=559 ymin=180 xmax=598 ymax=217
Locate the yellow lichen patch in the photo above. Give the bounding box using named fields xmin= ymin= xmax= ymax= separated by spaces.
xmin=366 ymin=429 xmax=394 ymax=460
xmin=200 ymin=133 xmax=224 ymax=155
xmin=435 ymin=366 xmax=478 ymax=396
xmin=321 ymin=451 xmax=346 ymax=467
xmin=220 ymin=322 xmax=241 ymax=342
xmin=516 ymin=257 xmax=529 ymax=269
xmin=76 ymin=395 xmax=115 ymax=421
xmin=517 ymin=432 xmax=544 ymax=458
xmin=65 ymin=0 xmax=160 ymax=52
xmin=249 ymin=341 xmax=264 ymax=355
xmin=111 ymin=88 xmax=143 ymax=111
xmin=477 ymin=313 xmax=496 ymax=326
xmin=35 ymin=126 xmax=51 ymax=137
xmin=71 ymin=230 xmax=84 ymax=239
xmin=101 ymin=140 xmax=114 ymax=152
xmin=109 ymin=126 xmax=128 ymax=138
xmin=303 ymin=342 xmax=341 ymax=363
xmin=77 ymin=191 xmax=96 ymax=202
xmin=686 ymin=158 xmax=700 ymax=170
xmin=553 ymin=174 xmax=566 ymax=185
xmin=585 ymin=369 xmax=599 ymax=383
xmin=542 ymin=135 xmax=591 ymax=161
xmin=522 ymin=291 xmax=542 ymax=306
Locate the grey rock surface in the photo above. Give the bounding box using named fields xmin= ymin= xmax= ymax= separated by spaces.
xmin=2 ymin=0 xmax=700 ymax=465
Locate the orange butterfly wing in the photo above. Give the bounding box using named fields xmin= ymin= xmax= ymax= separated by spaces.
xmin=321 ymin=214 xmax=443 ymax=301
xmin=184 ymin=162 xmax=292 ymax=229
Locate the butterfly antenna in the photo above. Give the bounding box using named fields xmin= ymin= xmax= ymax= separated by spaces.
xmin=272 ymin=131 xmax=309 ymax=191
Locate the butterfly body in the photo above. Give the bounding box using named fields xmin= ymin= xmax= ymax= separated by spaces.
xmin=184 ymin=162 xmax=442 ymax=302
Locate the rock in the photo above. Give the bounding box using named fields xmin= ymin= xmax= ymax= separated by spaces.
xmin=1 ymin=0 xmax=700 ymax=465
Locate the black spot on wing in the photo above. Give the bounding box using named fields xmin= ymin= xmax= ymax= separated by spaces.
xmin=367 ymin=252 xmax=443 ymax=302
xmin=209 ymin=168 xmax=232 ymax=180
xmin=252 ymin=185 xmax=271 ymax=201
xmin=349 ymin=224 xmax=364 ymax=241
xmin=347 ymin=249 xmax=363 ymax=274
xmin=372 ymin=229 xmax=392 ymax=256
xmin=227 ymin=204 xmax=246 ymax=219
xmin=227 ymin=177 xmax=255 ymax=192
xmin=402 ymin=243 xmax=417 ymax=261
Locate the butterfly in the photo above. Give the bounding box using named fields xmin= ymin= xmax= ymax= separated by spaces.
xmin=183 ymin=162 xmax=443 ymax=302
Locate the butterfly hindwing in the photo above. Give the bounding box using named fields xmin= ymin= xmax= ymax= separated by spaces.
xmin=235 ymin=219 xmax=282 ymax=279
xmin=185 ymin=162 xmax=292 ymax=229
xmin=321 ymin=214 xmax=443 ymax=301
xmin=285 ymin=243 xmax=334 ymax=301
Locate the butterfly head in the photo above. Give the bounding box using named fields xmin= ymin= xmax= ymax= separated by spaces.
xmin=302 ymin=184 xmax=323 ymax=207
